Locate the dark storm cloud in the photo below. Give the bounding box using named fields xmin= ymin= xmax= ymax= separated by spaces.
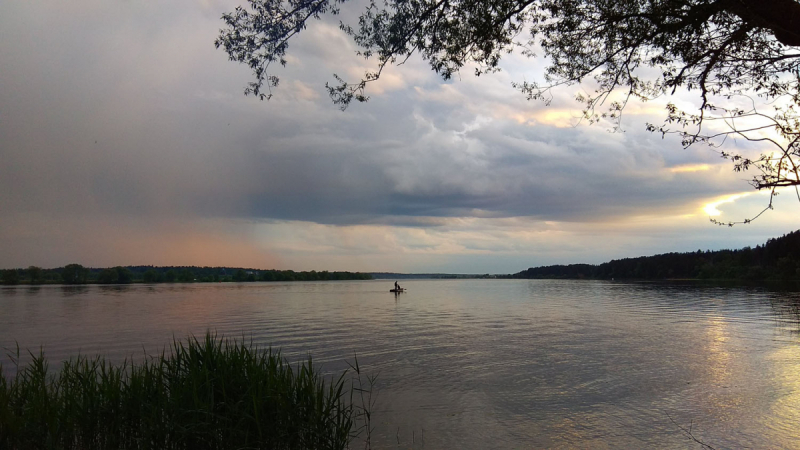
xmin=226 ymin=100 xmax=738 ymax=225
xmin=0 ymin=0 xmax=751 ymax=230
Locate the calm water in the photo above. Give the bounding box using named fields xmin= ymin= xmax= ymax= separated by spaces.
xmin=2 ymin=279 xmax=800 ymax=448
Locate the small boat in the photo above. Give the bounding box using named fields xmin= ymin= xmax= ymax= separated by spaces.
xmin=390 ymin=288 xmax=405 ymax=293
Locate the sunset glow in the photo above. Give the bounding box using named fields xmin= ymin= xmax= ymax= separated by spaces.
xmin=703 ymin=193 xmax=751 ymax=217
xmin=670 ymin=164 xmax=712 ymax=173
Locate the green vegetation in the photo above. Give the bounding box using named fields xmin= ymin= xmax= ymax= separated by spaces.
xmin=0 ymin=265 xmax=372 ymax=285
xmin=97 ymin=267 xmax=133 ymax=284
xmin=61 ymin=264 xmax=89 ymax=285
xmin=0 ymin=334 xmax=373 ymax=450
xmin=510 ymin=230 xmax=800 ymax=281
xmin=142 ymin=269 xmax=162 ymax=283
xmin=1 ymin=270 xmax=19 ymax=285
xmin=26 ymin=266 xmax=42 ymax=285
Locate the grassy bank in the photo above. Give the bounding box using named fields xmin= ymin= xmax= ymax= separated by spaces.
xmin=0 ymin=334 xmax=373 ymax=449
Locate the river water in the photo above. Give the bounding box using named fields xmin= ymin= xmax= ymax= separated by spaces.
xmin=2 ymin=279 xmax=800 ymax=448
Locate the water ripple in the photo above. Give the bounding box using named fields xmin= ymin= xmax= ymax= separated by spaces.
xmin=2 ymin=280 xmax=800 ymax=448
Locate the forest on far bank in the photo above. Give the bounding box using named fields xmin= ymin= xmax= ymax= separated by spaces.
xmin=0 ymin=265 xmax=371 ymax=285
xmin=5 ymin=230 xmax=800 ymax=284
xmin=508 ymin=230 xmax=800 ymax=281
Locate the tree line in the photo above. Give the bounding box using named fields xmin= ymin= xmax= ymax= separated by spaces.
xmin=508 ymin=230 xmax=800 ymax=281
xmin=0 ymin=265 xmax=372 ymax=285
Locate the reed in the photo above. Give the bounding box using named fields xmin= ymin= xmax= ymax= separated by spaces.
xmin=0 ymin=334 xmax=372 ymax=449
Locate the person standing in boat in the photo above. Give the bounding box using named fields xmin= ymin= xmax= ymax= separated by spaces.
xmin=394 ymin=281 xmax=400 ymax=291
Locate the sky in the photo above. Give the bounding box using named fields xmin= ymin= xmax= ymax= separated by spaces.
xmin=1 ymin=0 xmax=798 ymax=274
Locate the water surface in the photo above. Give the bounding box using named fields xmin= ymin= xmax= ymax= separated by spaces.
xmin=2 ymin=279 xmax=800 ymax=448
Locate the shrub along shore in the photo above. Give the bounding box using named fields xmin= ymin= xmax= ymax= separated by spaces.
xmin=0 ymin=334 xmax=373 ymax=450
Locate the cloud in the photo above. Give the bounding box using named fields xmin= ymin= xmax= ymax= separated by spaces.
xmin=0 ymin=1 xmax=750 ymax=225
xmin=0 ymin=0 xmax=794 ymax=271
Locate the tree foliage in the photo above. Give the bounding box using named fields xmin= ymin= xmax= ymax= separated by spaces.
xmin=0 ymin=265 xmax=374 ymax=285
xmin=61 ymin=264 xmax=89 ymax=285
xmin=217 ymin=0 xmax=800 ymax=222
xmin=1 ymin=269 xmax=20 ymax=285
xmin=510 ymin=229 xmax=800 ymax=280
xmin=26 ymin=266 xmax=43 ymax=284
xmin=142 ymin=269 xmax=162 ymax=283
xmin=98 ymin=267 xmax=134 ymax=284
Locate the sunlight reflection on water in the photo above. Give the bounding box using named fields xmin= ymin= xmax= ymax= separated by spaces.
xmin=2 ymin=279 xmax=800 ymax=448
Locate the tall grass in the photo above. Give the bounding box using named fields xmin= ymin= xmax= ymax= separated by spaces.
xmin=0 ymin=334 xmax=373 ymax=449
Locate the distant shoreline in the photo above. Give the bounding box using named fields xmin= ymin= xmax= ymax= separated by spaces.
xmin=506 ymin=230 xmax=800 ymax=282
xmin=5 ymin=230 xmax=800 ymax=285
xmin=0 ymin=265 xmax=372 ymax=285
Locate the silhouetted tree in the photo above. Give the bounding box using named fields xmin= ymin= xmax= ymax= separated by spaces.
xmin=2 ymin=269 xmax=20 ymax=285
xmin=511 ymin=230 xmax=800 ymax=280
xmin=143 ymin=269 xmax=160 ymax=283
xmin=165 ymin=270 xmax=177 ymax=283
xmin=61 ymin=264 xmax=89 ymax=285
xmin=218 ymin=0 xmax=800 ymax=222
xmin=115 ymin=267 xmax=133 ymax=284
xmin=233 ymin=269 xmax=247 ymax=282
xmin=45 ymin=271 xmax=62 ymax=283
xmin=27 ymin=266 xmax=43 ymax=284
xmin=97 ymin=268 xmax=118 ymax=284
xmin=177 ymin=269 xmax=195 ymax=282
